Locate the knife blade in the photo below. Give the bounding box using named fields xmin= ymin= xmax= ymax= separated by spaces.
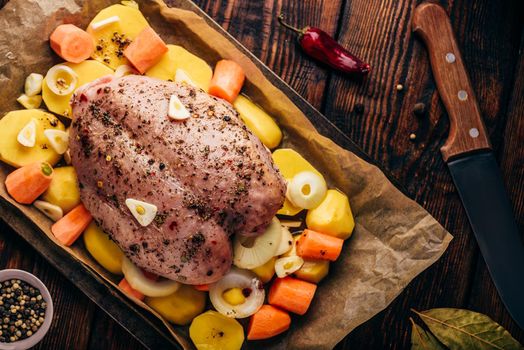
xmin=413 ymin=3 xmax=524 ymax=328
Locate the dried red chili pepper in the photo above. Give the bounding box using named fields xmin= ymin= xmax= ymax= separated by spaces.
xmin=278 ymin=14 xmax=370 ymax=76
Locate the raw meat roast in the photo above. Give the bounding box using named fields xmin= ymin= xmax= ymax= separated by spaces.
xmin=69 ymin=75 xmax=286 ymax=284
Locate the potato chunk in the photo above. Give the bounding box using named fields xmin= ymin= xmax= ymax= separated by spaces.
xmin=83 ymin=222 xmax=124 ymax=275
xmin=146 ymin=45 xmax=212 ymax=91
xmin=306 ymin=189 xmax=355 ymax=239
xmin=41 ymin=166 xmax=80 ymax=213
xmin=42 ymin=60 xmax=114 ymax=117
xmin=0 ymin=109 xmax=64 ymax=168
xmin=233 ymin=95 xmax=282 ymax=149
xmin=146 ymin=285 xmax=206 ymax=326
xmin=87 ymin=4 xmax=149 ymax=69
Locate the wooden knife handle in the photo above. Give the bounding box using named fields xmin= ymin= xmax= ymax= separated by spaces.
xmin=412 ymin=3 xmax=491 ymax=162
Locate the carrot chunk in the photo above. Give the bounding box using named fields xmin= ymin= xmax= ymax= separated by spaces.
xmin=51 ymin=203 xmax=92 ymax=246
xmin=193 ymin=284 xmax=210 ymax=292
xmin=208 ymin=60 xmax=245 ymax=103
xmin=247 ymin=305 xmax=291 ymax=340
xmin=124 ymin=27 xmax=168 ymax=74
xmin=50 ymin=24 xmax=94 ymax=63
xmin=296 ymin=229 xmax=344 ymax=261
xmin=5 ymin=162 xmax=53 ymax=204
xmin=119 ymin=278 xmax=145 ymax=301
xmin=268 ymin=276 xmax=316 ymax=315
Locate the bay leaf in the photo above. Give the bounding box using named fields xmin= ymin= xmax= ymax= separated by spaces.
xmin=412 ymin=308 xmax=524 ymax=350
xmin=410 ymin=317 xmax=447 ymax=350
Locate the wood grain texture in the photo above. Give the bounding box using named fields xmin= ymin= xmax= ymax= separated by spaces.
xmin=0 ymin=0 xmax=523 ymax=349
xmin=192 ymin=0 xmax=344 ymax=110
xmin=467 ymin=28 xmax=524 ymax=344
xmin=412 ymin=2 xmax=491 ymax=161
xmin=324 ymin=0 xmax=524 ymax=349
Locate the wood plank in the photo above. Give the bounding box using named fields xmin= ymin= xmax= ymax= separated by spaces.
xmin=467 ymin=28 xmax=524 ymax=344
xmin=324 ymin=0 xmax=524 ymax=348
xmin=191 ymin=0 xmax=343 ymax=110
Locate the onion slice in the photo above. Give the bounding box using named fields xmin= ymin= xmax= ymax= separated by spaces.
xmin=286 ymin=171 xmax=327 ymax=209
xmin=115 ymin=64 xmax=139 ymax=78
xmin=274 ymin=226 xmax=293 ymax=256
xmin=233 ymin=217 xmax=281 ymax=269
xmin=45 ymin=65 xmax=78 ymax=96
xmin=121 ymin=257 xmax=180 ymax=297
xmin=209 ymin=268 xmax=264 ymax=318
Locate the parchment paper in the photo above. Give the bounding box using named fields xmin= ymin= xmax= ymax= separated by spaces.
xmin=0 ymin=0 xmax=453 ymax=349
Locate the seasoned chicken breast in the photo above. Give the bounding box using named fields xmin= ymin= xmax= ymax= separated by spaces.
xmin=69 ymin=75 xmax=286 ymax=284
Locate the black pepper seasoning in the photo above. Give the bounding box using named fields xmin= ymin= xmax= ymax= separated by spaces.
xmin=0 ymin=279 xmax=47 ymax=343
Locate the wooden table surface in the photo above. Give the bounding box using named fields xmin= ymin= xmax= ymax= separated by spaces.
xmin=1 ymin=0 xmax=523 ymax=348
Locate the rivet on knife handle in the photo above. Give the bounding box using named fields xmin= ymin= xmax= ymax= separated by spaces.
xmin=412 ymin=3 xmax=491 ymax=162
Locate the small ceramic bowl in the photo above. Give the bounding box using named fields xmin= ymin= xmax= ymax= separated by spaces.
xmin=0 ymin=270 xmax=53 ymax=350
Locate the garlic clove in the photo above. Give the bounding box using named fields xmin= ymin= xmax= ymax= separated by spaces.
xmin=34 ymin=200 xmax=64 ymax=221
xmin=16 ymin=94 xmax=42 ymax=109
xmin=44 ymin=129 xmax=69 ymax=154
xmin=115 ymin=64 xmax=139 ymax=78
xmin=167 ymin=94 xmax=190 ymax=121
xmin=174 ymin=69 xmax=196 ymax=87
xmin=24 ymin=73 xmax=44 ymax=97
xmin=125 ymin=198 xmax=157 ymax=227
xmin=274 ymin=256 xmax=304 ymax=278
xmin=90 ymin=16 xmax=120 ymax=31
xmin=17 ymin=119 xmax=37 ymax=148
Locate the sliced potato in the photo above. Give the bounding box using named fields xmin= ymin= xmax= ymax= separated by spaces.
xmin=146 ymin=45 xmax=212 ymax=91
xmin=146 ymin=284 xmax=206 ymax=326
xmin=0 ymin=109 xmax=64 ymax=168
xmin=42 ymin=60 xmax=114 ymax=117
xmin=87 ymin=4 xmax=149 ymax=69
xmin=41 ymin=166 xmax=80 ymax=213
xmin=83 ymin=222 xmax=124 ymax=275
xmin=233 ymin=95 xmax=282 ymax=149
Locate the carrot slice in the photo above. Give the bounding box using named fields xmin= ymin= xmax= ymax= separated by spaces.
xmin=296 ymin=229 xmax=344 ymax=261
xmin=208 ymin=60 xmax=245 ymax=103
xmin=247 ymin=305 xmax=291 ymax=340
xmin=5 ymin=162 xmax=53 ymax=204
xmin=51 ymin=203 xmax=92 ymax=246
xmin=268 ymin=276 xmax=316 ymax=315
xmin=118 ymin=278 xmax=145 ymax=301
xmin=193 ymin=284 xmax=210 ymax=292
xmin=50 ymin=24 xmax=94 ymax=63
xmin=124 ymin=27 xmax=168 ymax=74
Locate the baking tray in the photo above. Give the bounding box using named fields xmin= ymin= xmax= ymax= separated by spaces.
xmin=0 ymin=0 xmax=405 ymax=348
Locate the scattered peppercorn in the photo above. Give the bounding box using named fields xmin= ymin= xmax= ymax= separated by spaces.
xmin=396 ymin=84 xmax=404 ymax=91
xmin=413 ymin=102 xmax=426 ymax=117
xmin=409 ymin=133 xmax=417 ymax=141
xmin=0 ymin=279 xmax=47 ymax=343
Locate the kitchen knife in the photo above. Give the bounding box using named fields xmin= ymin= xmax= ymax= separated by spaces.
xmin=412 ymin=3 xmax=524 ymax=328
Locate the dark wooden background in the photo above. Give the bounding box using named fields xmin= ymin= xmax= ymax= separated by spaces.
xmin=1 ymin=0 xmax=523 ymax=348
